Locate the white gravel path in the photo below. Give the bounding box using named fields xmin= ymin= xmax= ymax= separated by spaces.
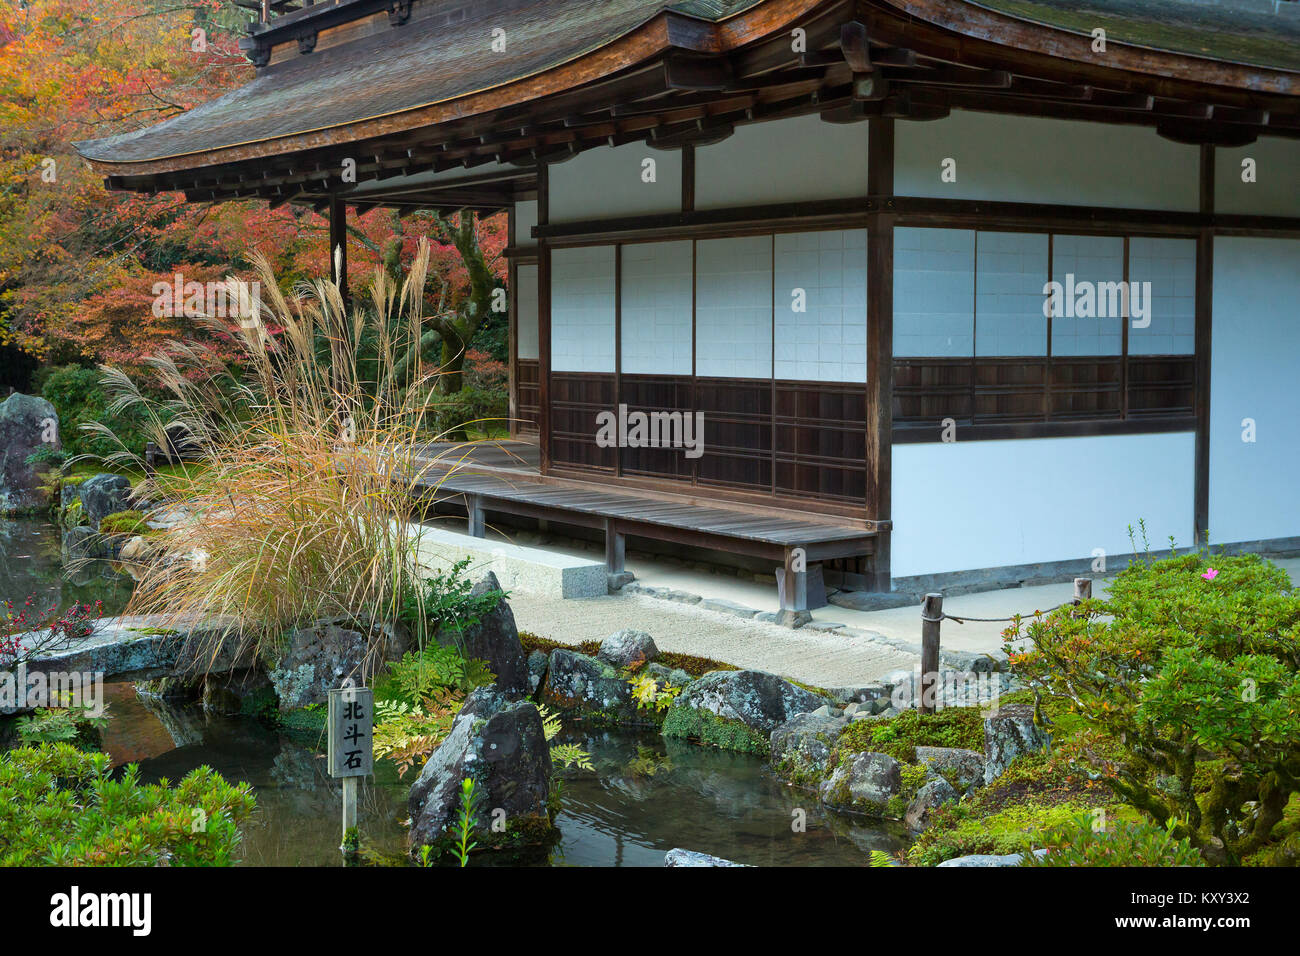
xmin=507 ymin=590 xmax=917 ymax=689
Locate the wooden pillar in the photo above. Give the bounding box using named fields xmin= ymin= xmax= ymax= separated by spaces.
xmin=604 ymin=518 xmax=625 ymax=574
xmin=781 ymin=547 xmax=809 ymax=612
xmin=865 ymin=117 xmax=895 ymax=593
xmin=1193 ymin=143 xmax=1215 ymax=547
xmin=467 ymin=494 xmax=485 ymax=538
xmin=328 ymin=194 xmax=349 ymax=308
xmin=919 ymin=593 xmax=942 ymax=713
xmin=536 ymin=164 xmax=552 ymax=474
xmin=507 ymin=203 xmax=518 ymax=437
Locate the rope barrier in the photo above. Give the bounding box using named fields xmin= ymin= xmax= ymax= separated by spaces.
xmin=937 ymin=600 xmax=1075 ymax=625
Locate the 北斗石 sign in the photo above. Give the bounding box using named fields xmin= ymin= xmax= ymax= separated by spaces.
xmin=327 ymin=687 xmax=373 ymax=778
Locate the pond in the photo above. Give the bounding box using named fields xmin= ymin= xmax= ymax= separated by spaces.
xmin=0 ymin=516 xmax=134 ymax=616
xmin=4 ymin=516 xmax=906 ymax=866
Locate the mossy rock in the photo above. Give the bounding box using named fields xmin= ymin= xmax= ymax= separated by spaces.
xmin=662 ymin=705 xmax=770 ymax=756
xmin=99 ymin=509 xmax=155 ymax=537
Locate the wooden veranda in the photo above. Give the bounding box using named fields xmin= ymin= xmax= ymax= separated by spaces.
xmin=410 ymin=441 xmax=881 ymax=611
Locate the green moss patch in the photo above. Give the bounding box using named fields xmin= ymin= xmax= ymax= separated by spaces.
xmin=99 ymin=509 xmax=156 ymax=537
xmin=835 ymin=707 xmax=984 ymax=766
xmin=662 ymin=706 xmax=769 ymax=756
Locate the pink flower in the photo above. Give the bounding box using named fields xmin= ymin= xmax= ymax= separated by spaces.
xmin=1202 ymin=568 xmax=1219 ymax=581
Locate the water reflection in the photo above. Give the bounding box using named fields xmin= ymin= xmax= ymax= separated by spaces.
xmin=549 ymin=729 xmax=906 ymax=867
xmin=99 ymin=692 xmax=903 ymax=867
xmin=0 ymin=517 xmax=134 ymax=614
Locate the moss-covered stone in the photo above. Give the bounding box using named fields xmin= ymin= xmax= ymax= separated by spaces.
xmin=769 ymin=712 xmax=849 ymax=789
xmin=98 ymin=509 xmax=156 ymax=537
xmin=662 ymin=705 xmax=770 ymax=756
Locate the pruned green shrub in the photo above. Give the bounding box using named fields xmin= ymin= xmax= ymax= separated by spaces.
xmin=1026 ymin=813 xmax=1206 ymax=867
xmin=1008 ymin=546 xmax=1300 ymax=865
xmin=0 ymin=743 xmax=255 ymax=866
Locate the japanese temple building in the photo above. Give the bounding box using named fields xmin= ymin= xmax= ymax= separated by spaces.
xmin=76 ymin=0 xmax=1300 ymax=609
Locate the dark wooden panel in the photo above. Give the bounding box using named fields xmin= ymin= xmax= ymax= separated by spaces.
xmin=695 ymin=376 xmax=772 ymax=493
xmin=893 ymin=354 xmax=1196 ymax=439
xmin=516 ymin=358 xmax=540 ymax=433
xmin=774 ymin=380 xmax=867 ymax=502
xmin=618 ymin=373 xmax=696 ymax=480
xmin=972 ymin=358 xmax=1048 ymax=424
xmin=1049 ymin=356 xmax=1123 ymax=420
xmin=893 ymin=358 xmax=973 ymax=428
xmin=551 ymin=371 xmax=615 ymax=472
xmin=1128 ymin=354 xmax=1195 ymax=418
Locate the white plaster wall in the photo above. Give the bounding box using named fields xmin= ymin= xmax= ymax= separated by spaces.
xmin=1209 ymin=237 xmax=1300 ymax=544
xmin=976 ymin=231 xmax=1048 ymax=356
xmin=515 ymin=263 xmax=538 ymax=361
xmin=894 ymin=227 xmax=975 ymax=357
xmin=892 ymin=433 xmax=1195 ymax=577
xmin=621 ymin=240 xmax=694 ymax=375
xmin=549 ymin=143 xmax=682 ymax=223
xmin=896 ymin=110 xmax=1199 ymax=211
xmin=1215 ymin=138 xmax=1300 ymax=217
xmin=695 ymin=113 xmax=869 ymax=210
xmin=551 ymin=246 xmax=615 ymax=372
xmin=773 ymin=229 xmax=867 ymax=382
xmin=1049 ymin=234 xmax=1125 ymax=356
xmin=1128 ymin=237 xmax=1195 ymax=356
xmin=514 ymin=200 xmax=538 ymax=247
xmin=695 ymin=236 xmax=772 ymax=378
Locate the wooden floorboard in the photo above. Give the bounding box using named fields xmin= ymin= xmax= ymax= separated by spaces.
xmin=410 ymin=441 xmax=874 ymax=549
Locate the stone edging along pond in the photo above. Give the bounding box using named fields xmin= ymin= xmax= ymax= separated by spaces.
xmin=386 ymin=582 xmax=1051 ymax=865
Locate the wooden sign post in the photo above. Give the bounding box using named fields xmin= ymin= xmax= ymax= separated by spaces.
xmin=328 ymin=686 xmax=373 ymax=858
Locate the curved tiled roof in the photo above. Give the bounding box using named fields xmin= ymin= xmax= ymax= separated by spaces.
xmin=75 ymin=0 xmax=1300 ymax=180
xmin=76 ymin=0 xmax=767 ymax=166
xmin=972 ymin=0 xmax=1300 ymax=73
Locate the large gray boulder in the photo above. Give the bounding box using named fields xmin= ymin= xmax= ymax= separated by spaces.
xmin=77 ymin=473 xmax=134 ymax=529
xmin=664 ymin=848 xmax=748 ymax=867
xmin=438 ymin=573 xmax=527 ymax=696
xmin=904 ymin=775 xmax=959 ymax=831
xmin=62 ymin=525 xmax=113 ymax=560
xmin=270 ymin=617 xmax=411 ymax=711
xmin=770 ymin=711 xmax=848 ymax=787
xmin=541 ymin=648 xmax=635 ymax=720
xmin=983 ymin=703 xmax=1050 ymax=784
xmin=937 ymin=849 xmax=1048 ymax=867
xmin=407 ymin=687 xmax=555 ymax=857
xmin=819 ymin=751 xmax=901 ymax=815
xmin=596 ymin=628 xmax=658 ymax=669
xmin=915 ymin=746 xmax=987 ymax=795
xmin=0 ymin=393 xmax=59 ymax=515
xmin=668 ymin=669 xmax=826 ymax=736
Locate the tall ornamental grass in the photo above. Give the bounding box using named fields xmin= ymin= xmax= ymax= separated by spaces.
xmin=92 ymin=240 xmax=480 ymax=670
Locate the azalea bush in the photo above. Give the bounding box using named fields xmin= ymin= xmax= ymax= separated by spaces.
xmin=1007 ymin=548 xmax=1300 ymax=864
xmin=0 ymin=743 xmax=256 ymax=866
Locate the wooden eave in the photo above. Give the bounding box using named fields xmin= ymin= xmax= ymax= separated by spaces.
xmin=77 ymin=0 xmax=1300 ymax=211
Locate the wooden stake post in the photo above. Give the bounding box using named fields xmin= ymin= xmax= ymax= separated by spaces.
xmin=920 ymin=593 xmax=942 ymax=715
xmin=328 ymin=686 xmax=373 ymax=858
